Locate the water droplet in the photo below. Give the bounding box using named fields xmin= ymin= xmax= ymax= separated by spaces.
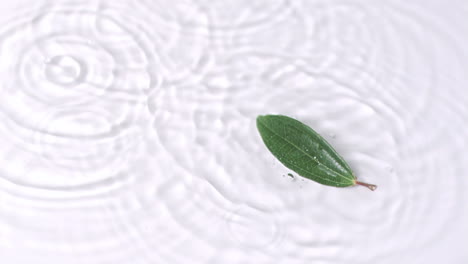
xmin=44 ymin=55 xmax=84 ymax=85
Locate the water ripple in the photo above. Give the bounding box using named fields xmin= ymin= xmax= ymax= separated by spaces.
xmin=147 ymin=0 xmax=466 ymax=258
xmin=138 ymin=0 xmax=294 ymax=32
xmin=0 ymin=0 xmax=467 ymax=263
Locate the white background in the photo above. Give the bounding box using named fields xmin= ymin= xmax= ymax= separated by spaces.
xmin=0 ymin=0 xmax=467 ymax=263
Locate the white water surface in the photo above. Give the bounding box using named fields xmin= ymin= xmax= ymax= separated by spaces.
xmin=0 ymin=0 xmax=467 ymax=263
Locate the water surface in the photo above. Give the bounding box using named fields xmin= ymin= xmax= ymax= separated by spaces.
xmin=0 ymin=0 xmax=467 ymax=263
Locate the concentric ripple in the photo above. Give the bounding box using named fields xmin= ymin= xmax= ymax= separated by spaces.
xmin=44 ymin=55 xmax=85 ymax=86
xmin=0 ymin=2 xmax=157 ymax=201
xmin=1 ymin=1 xmax=468 ymax=264
xmin=0 ymin=2 xmax=163 ymax=262
xmin=1 ymin=9 xmax=155 ymax=105
xmin=0 ymin=2 xmax=163 ymax=210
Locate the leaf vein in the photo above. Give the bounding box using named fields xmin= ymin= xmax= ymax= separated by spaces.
xmin=259 ymin=121 xmax=353 ymax=184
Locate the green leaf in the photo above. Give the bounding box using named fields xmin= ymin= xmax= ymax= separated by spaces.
xmin=256 ymin=115 xmax=377 ymax=191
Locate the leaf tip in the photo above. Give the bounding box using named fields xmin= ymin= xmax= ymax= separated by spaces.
xmin=256 ymin=115 xmax=267 ymax=122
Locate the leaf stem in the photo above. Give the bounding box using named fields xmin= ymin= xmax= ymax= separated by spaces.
xmin=355 ymin=181 xmax=377 ymax=191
